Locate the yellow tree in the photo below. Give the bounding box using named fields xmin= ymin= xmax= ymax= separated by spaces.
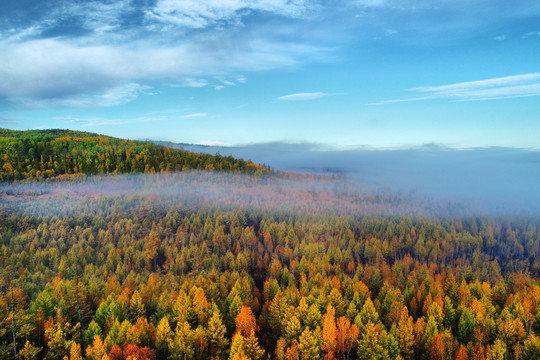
xmin=355 ymin=298 xmax=379 ymax=333
xmin=243 ymin=330 xmax=265 ymax=360
xmin=297 ymin=298 xmax=309 ymax=322
xmin=173 ymin=291 xmax=189 ymax=324
xmin=486 ymin=339 xmax=507 ymax=360
xmin=286 ymin=340 xmax=300 ymax=360
xmin=207 ymin=308 xmax=229 ymax=358
xmin=298 ymin=327 xmax=321 ymax=360
xmin=321 ymin=304 xmax=337 ymax=360
xmin=86 ymin=335 xmax=108 ymax=360
xmin=229 ymin=331 xmax=264 ymax=360
xmin=155 ymin=317 xmax=171 ymax=358
xmin=69 ymin=343 xmax=83 ymax=360
xmin=357 ymin=323 xmax=389 ymax=360
xmin=305 ymin=304 xmax=322 ymax=331
xmin=145 ymin=230 xmax=160 ymax=270
xmin=168 ymin=321 xmax=194 ymax=360
xmin=18 ymin=340 xmax=41 ymax=360
xmin=522 ymin=334 xmax=540 ymax=360
xmin=191 ymin=287 xmax=211 ymax=325
xmin=396 ymin=306 xmax=414 ymax=360
xmin=285 ymin=315 xmax=303 ymax=343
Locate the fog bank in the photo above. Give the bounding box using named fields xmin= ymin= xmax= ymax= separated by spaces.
xmin=0 ymin=172 xmax=470 ymax=218
xmin=168 ymin=142 xmax=540 ymax=215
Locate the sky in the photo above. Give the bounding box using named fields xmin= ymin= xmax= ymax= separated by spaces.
xmin=1 ymin=0 xmax=540 ymax=149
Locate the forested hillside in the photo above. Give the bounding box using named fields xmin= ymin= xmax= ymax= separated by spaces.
xmin=0 ymin=131 xmax=538 ymax=360
xmin=0 ymin=129 xmax=269 ymax=180
xmin=0 ymin=183 xmax=539 ymax=360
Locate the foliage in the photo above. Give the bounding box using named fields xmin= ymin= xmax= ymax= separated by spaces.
xmin=0 ymin=129 xmax=270 ymax=180
xmin=0 ymin=165 xmax=539 ymax=359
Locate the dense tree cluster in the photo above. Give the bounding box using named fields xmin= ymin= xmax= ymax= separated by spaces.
xmin=0 ymin=129 xmax=269 ymax=180
xmin=0 ymin=194 xmax=539 ymax=359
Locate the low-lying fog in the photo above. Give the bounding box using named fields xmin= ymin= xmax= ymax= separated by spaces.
xmin=1 ymin=143 xmax=538 ymax=218
xmin=0 ymin=172 xmax=471 ymax=218
xmin=171 ymin=142 xmax=540 ymax=216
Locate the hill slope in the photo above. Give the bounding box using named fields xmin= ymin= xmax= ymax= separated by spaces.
xmin=0 ymin=129 xmax=269 ymax=180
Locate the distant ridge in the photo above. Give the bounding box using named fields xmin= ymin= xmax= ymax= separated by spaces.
xmin=0 ymin=129 xmax=270 ymax=181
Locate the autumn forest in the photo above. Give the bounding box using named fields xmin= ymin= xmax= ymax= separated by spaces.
xmin=0 ymin=130 xmax=539 ymax=360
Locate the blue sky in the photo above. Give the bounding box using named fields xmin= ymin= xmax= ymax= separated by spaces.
xmin=1 ymin=0 xmax=540 ymax=149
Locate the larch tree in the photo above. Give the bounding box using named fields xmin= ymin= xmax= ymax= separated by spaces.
xmin=298 ymin=327 xmax=321 ymax=360
xmin=207 ymin=308 xmax=229 ymax=358
xmin=357 ymin=323 xmax=390 ymax=360
xmin=396 ymin=306 xmax=415 ymax=360
xmin=334 ymin=316 xmax=359 ymax=360
xmin=235 ymin=306 xmax=258 ymax=337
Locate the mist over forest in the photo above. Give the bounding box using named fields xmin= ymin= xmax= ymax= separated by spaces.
xmin=0 ymin=172 xmax=465 ymax=218
xmin=171 ymin=142 xmax=540 ymax=216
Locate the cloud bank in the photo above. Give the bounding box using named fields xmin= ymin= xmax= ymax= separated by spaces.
xmin=173 ymin=141 xmax=540 ymax=215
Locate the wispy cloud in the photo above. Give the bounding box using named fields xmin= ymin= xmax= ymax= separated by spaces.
xmin=523 ymin=31 xmax=540 ymax=38
xmin=55 ymin=112 xmax=180 ymax=127
xmin=12 ymin=82 xmax=151 ymax=108
xmin=55 ymin=116 xmax=126 ymax=127
xmin=180 ymin=113 xmax=208 ymax=118
xmin=195 ymin=140 xmax=232 ymax=147
xmin=0 ymin=115 xmax=17 ymax=124
xmin=370 ymin=73 xmax=540 ymax=105
xmin=54 ymin=108 xmax=211 ymax=128
xmin=146 ymin=0 xmax=313 ymax=29
xmin=276 ymin=92 xmax=328 ymax=101
xmin=171 ymin=78 xmax=209 ymax=88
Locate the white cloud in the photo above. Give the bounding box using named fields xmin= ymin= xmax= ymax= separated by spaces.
xmin=276 ymin=92 xmax=328 ymax=101
xmin=523 ymin=31 xmax=540 ymax=38
xmin=494 ymin=35 xmax=507 ymax=41
xmin=370 ymin=73 xmax=540 ymax=105
xmin=172 ymin=78 xmax=209 ymax=88
xmin=55 ymin=116 xmax=126 ymax=127
xmin=146 ymin=0 xmax=312 ymax=29
xmin=55 ymin=113 xmax=177 ymax=127
xmin=54 ymin=116 xmax=95 ymax=123
xmin=2 ymin=0 xmax=539 ymax=110
xmin=180 ymin=113 xmax=208 ymax=118
xmin=410 ymin=74 xmax=540 ymax=93
xmin=14 ymin=82 xmax=150 ymax=108
xmin=0 ymin=34 xmax=328 ymax=107
xmin=195 ymin=140 xmax=232 ymax=147
xmin=0 ymin=0 xmax=331 ymax=108
xmin=52 ymin=0 xmax=132 ymax=35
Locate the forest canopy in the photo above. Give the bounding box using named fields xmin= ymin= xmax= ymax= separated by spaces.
xmin=0 ymin=129 xmax=269 ymax=180
xmin=0 ymin=131 xmax=538 ymax=360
